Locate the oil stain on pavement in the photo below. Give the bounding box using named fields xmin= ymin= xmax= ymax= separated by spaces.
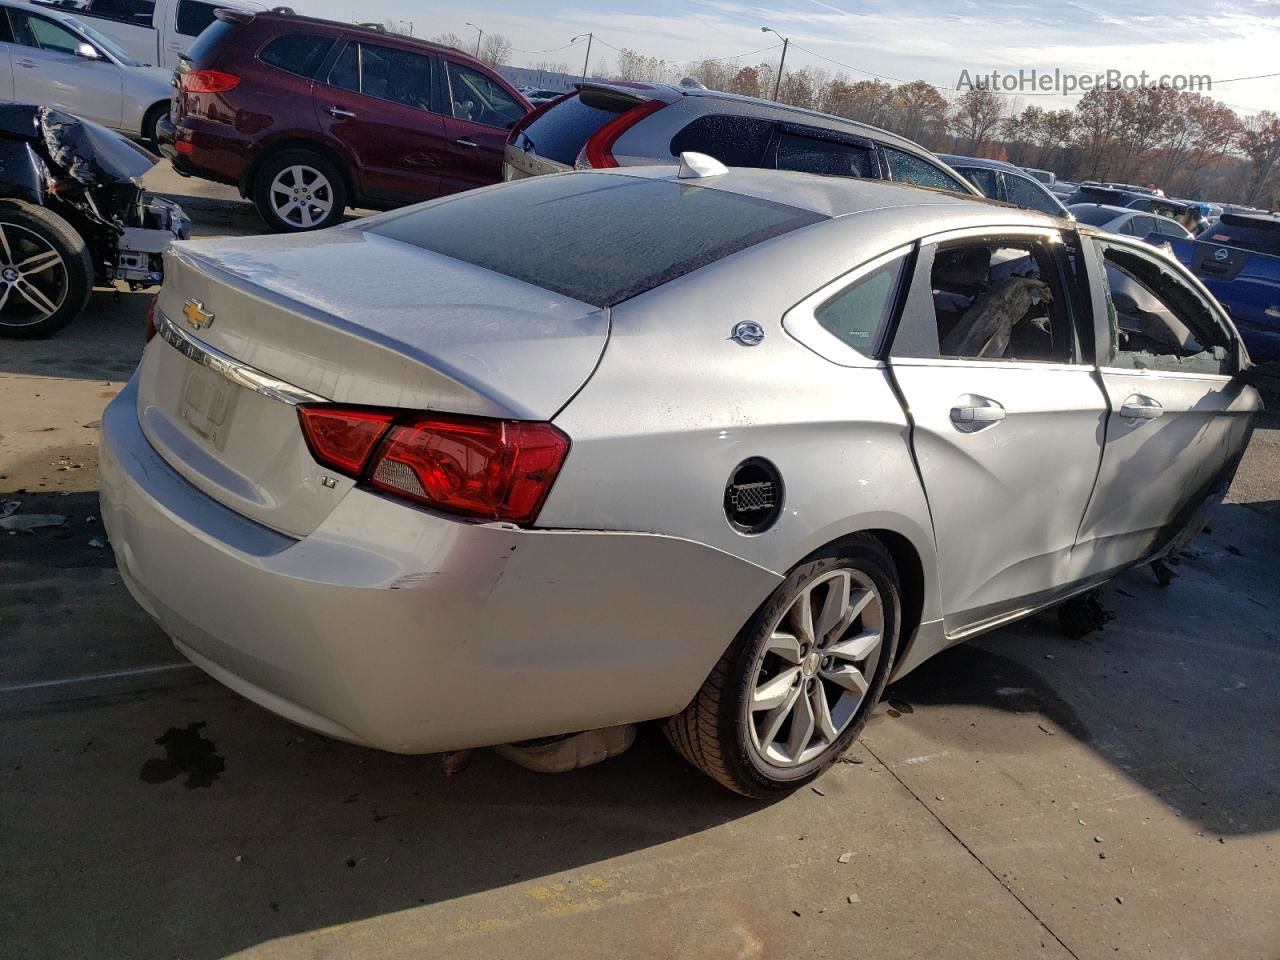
xmin=140 ymin=721 xmax=226 ymax=788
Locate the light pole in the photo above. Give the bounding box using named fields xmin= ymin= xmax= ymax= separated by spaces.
xmin=761 ymin=26 xmax=789 ymax=101
xmin=572 ymin=32 xmax=593 ymax=83
xmin=465 ymin=21 xmax=482 ymax=58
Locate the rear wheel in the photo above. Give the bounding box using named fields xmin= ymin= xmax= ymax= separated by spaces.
xmin=252 ymin=150 xmax=347 ymax=232
xmin=141 ymin=102 xmax=167 ymax=144
xmin=0 ymin=201 xmax=93 ymax=339
xmin=664 ymin=536 xmax=901 ymax=798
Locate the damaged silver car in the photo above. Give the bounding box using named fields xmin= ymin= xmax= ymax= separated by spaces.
xmin=99 ymin=160 xmax=1263 ymax=797
xmin=0 ymin=105 xmax=188 ymax=337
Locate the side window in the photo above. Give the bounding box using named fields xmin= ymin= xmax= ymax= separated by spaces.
xmin=174 ymin=0 xmax=219 ymax=37
xmin=325 ymin=43 xmax=434 ymax=111
xmin=883 ymin=147 xmax=969 ymax=193
xmin=258 ymin=33 xmax=335 ymax=79
xmin=813 ymin=254 xmax=907 ymax=355
xmin=961 ymin=167 xmax=999 ymax=197
xmin=775 ymin=133 xmax=873 ymax=177
xmin=13 ymin=14 xmax=82 ymax=54
xmin=77 ymin=0 xmax=154 ymax=26
xmin=445 ymin=60 xmax=524 ymax=128
xmin=670 ymin=115 xmax=775 ymax=167
xmin=1005 ymin=174 xmax=1060 ymax=217
xmin=1094 ymin=241 xmax=1232 ymax=376
xmin=0 ymin=11 xmax=12 ymax=44
xmin=928 ymin=238 xmax=1073 ymax=363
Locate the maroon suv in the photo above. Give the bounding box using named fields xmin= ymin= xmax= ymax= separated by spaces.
xmin=162 ymin=11 xmax=530 ymax=231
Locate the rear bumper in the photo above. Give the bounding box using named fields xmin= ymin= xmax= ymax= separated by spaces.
xmin=167 ymin=116 xmax=251 ymax=188
xmin=99 ymin=376 xmax=781 ymax=753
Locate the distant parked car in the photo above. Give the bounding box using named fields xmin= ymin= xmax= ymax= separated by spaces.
xmin=525 ymin=88 xmax=563 ymax=105
xmin=31 ymin=0 xmax=257 ymax=70
xmin=1020 ymin=166 xmax=1054 ymax=186
xmin=1068 ymin=203 xmax=1193 ymax=240
xmin=0 ymin=0 xmax=171 ymax=139
xmin=938 ymin=154 xmax=1069 ymax=218
xmin=163 ymin=9 xmax=531 ymax=231
xmin=100 ymin=163 xmax=1263 ymax=797
xmin=1158 ymin=212 xmax=1280 ymax=360
xmin=503 ymin=81 xmax=981 ymax=197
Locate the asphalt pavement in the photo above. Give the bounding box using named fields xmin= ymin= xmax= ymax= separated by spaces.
xmin=0 ymin=165 xmax=1277 ymax=960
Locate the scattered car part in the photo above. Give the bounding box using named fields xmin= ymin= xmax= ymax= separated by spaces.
xmin=495 ymin=725 xmax=637 ymax=774
xmin=0 ymin=105 xmax=189 ymax=337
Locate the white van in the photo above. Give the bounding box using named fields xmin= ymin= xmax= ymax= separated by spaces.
xmin=29 ymin=0 xmax=258 ymax=69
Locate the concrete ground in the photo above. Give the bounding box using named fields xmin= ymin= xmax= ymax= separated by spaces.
xmin=1 ymin=166 xmax=1278 ymax=960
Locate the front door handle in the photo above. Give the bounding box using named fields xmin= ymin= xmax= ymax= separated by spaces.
xmin=15 ymin=58 xmax=35 ymax=68
xmin=1120 ymin=394 xmax=1164 ymax=421
xmin=326 ymin=106 xmax=355 ymax=119
xmin=950 ymin=396 xmax=1006 ymax=431
xmin=455 ymin=138 xmax=478 ymax=148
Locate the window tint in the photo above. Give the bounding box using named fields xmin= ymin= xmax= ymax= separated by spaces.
xmin=74 ymin=0 xmax=154 ymax=26
xmin=1095 ymin=242 xmax=1230 ymax=375
xmin=366 ymin=173 xmax=826 ymax=307
xmin=326 ymin=43 xmax=433 ymax=111
xmin=184 ymin=17 xmax=234 ymax=62
xmin=1005 ymin=174 xmax=1061 ymax=216
xmin=445 ymin=60 xmax=524 ymax=128
xmin=13 ymin=14 xmax=81 ymax=54
xmin=814 ymin=255 xmax=906 ymax=355
xmin=518 ymin=93 xmax=625 ymax=166
xmin=776 ymin=133 xmax=873 ymax=178
xmin=959 ymin=167 xmax=998 ymax=197
xmin=259 ymin=33 xmax=335 ymax=79
xmin=175 ymin=0 xmax=219 ymax=37
xmin=1200 ymin=217 xmax=1280 ymax=256
xmin=0 ymin=11 xmax=12 ymax=44
xmin=1069 ymin=205 xmax=1121 ymax=227
xmin=884 ymin=147 xmax=968 ymax=192
xmin=670 ymin=115 xmax=774 ymax=167
xmin=927 ymin=240 xmax=1072 ymax=362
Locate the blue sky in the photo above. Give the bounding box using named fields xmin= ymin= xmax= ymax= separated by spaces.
xmin=300 ymin=0 xmax=1279 ymax=113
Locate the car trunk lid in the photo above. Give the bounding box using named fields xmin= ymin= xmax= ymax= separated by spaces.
xmin=136 ymin=228 xmax=606 ymax=537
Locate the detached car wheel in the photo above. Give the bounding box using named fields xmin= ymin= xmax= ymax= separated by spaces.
xmin=0 ymin=201 xmax=93 ymax=339
xmin=253 ymin=151 xmax=347 ymax=232
xmin=664 ymin=535 xmax=901 ymax=798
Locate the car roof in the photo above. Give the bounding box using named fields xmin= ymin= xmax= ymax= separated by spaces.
xmin=247 ymin=10 xmax=489 ymax=68
xmin=577 ymin=80 xmax=929 ymax=155
xmin=1069 ymin=204 xmax=1135 ymax=217
xmin=609 ymin=164 xmax=1057 ymax=227
xmin=938 ymin=154 xmax=1024 ymax=174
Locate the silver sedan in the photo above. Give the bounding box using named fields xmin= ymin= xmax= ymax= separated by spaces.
xmin=99 ymin=158 xmax=1262 ymax=797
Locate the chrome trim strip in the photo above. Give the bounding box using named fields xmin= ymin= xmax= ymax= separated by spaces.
xmin=155 ymin=310 xmax=326 ymax=406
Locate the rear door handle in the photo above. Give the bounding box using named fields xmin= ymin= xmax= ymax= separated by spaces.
xmin=455 ymin=138 xmax=478 ymax=148
xmin=326 ymin=106 xmax=355 ymax=118
xmin=1120 ymin=395 xmax=1164 ymax=421
xmin=15 ymin=58 xmax=35 ymax=68
xmin=950 ymin=396 xmax=1006 ymax=430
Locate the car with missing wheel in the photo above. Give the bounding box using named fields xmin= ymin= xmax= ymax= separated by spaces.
xmin=99 ymin=158 xmax=1264 ymax=796
xmin=161 ymin=9 xmax=530 ymax=231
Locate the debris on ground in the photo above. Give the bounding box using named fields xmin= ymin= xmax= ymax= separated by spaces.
xmin=1151 ymin=559 xmax=1177 ymax=588
xmin=1094 ymin=836 xmax=1104 ymax=843
xmin=440 ymin=750 xmax=472 ymax=776
xmin=1038 ymin=723 xmax=1056 ymax=736
xmin=83 ymin=419 xmax=101 ymax=429
xmin=88 ymin=538 xmax=105 ymax=549
xmin=0 ymin=500 xmax=18 ymax=518
xmin=0 ymin=512 xmax=67 ymax=532
xmin=837 ymin=853 xmax=852 ymax=864
xmin=838 ymin=755 xmax=865 ymax=765
xmin=811 ymin=786 xmax=826 ymax=796
xmin=1225 ymin=544 xmax=1244 ymax=557
xmin=847 ymin=894 xmax=860 ymax=904
xmin=1056 ymin=591 xmax=1115 ymax=639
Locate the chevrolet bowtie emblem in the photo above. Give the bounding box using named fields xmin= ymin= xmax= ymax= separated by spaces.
xmin=182 ymin=298 xmax=214 ymax=330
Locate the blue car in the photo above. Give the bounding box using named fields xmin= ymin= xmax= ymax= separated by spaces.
xmin=1155 ymin=213 xmax=1280 ymax=361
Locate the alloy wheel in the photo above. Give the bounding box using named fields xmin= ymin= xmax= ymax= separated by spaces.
xmin=746 ymin=568 xmax=884 ymax=767
xmin=0 ymin=222 xmax=68 ymax=328
xmin=268 ymin=164 xmax=334 ymax=229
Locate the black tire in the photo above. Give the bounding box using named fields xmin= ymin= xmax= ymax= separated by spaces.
xmin=664 ymin=535 xmax=901 ymax=798
xmin=251 ymin=149 xmax=347 ymax=232
xmin=141 ymin=102 xmax=167 ymax=145
xmin=0 ymin=200 xmax=93 ymax=339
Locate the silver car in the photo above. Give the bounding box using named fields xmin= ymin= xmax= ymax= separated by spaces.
xmin=99 ymin=161 xmax=1262 ymax=797
xmin=0 ymin=0 xmax=173 ymax=140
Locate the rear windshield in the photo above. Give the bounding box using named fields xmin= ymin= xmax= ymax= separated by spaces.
xmin=184 ymin=17 xmax=234 ymax=62
xmin=520 ymin=93 xmax=626 ymax=165
xmin=1070 ymin=205 xmax=1121 ymax=226
xmin=1200 ymin=218 xmax=1280 ymax=257
xmin=365 ymin=173 xmax=826 ymax=307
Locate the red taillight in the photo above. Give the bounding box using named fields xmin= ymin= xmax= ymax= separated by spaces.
xmin=174 ymin=140 xmax=193 ymax=155
xmin=576 ymin=99 xmax=668 ymax=169
xmin=296 ymin=407 xmax=570 ymax=526
xmin=182 ymin=69 xmax=240 ymax=93
xmin=297 ymin=406 xmax=396 ymax=476
xmin=144 ymin=295 xmax=158 ymax=342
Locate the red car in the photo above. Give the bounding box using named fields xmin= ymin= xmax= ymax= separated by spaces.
xmin=161 ymin=11 xmax=530 ymax=231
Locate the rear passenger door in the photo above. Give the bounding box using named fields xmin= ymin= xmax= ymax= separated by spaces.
xmin=1070 ymin=236 xmax=1257 ymax=579
xmin=314 ymin=38 xmax=446 ymax=204
xmin=886 ymin=227 xmax=1109 ymax=633
xmin=438 ymin=57 xmax=527 ymax=194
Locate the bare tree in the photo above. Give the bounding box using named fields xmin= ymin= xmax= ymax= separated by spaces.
xmin=431 ymin=32 xmax=465 ymax=50
xmin=478 ymin=34 xmax=513 ymax=68
xmin=1239 ymin=111 xmax=1280 ymax=207
xmin=950 ymin=88 xmax=1003 ymax=154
